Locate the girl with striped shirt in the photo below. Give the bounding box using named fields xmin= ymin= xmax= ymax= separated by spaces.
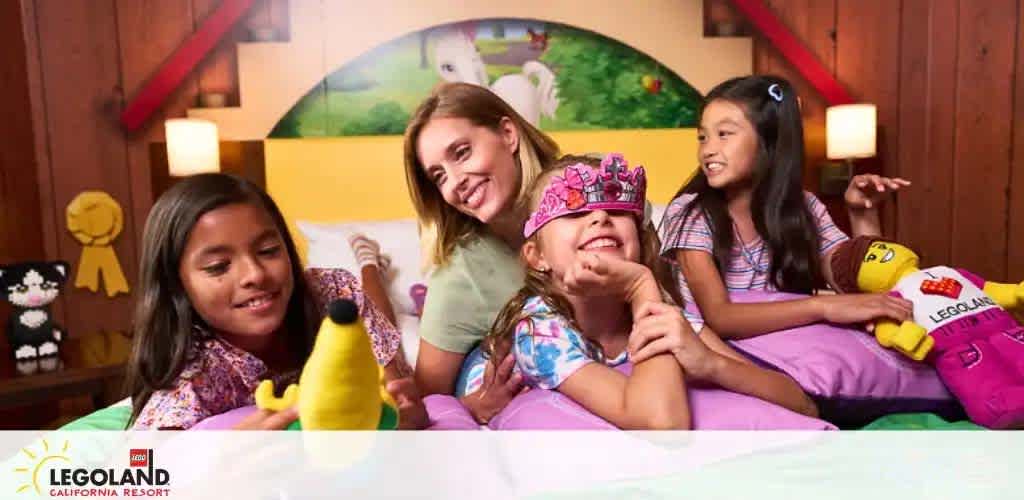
xmin=661 ymin=76 xmax=914 ymax=339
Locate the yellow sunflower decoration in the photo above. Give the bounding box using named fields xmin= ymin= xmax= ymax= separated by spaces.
xmin=66 ymin=191 xmax=130 ymax=297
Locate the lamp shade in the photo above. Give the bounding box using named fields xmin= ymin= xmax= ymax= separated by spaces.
xmin=166 ymin=118 xmax=220 ymax=176
xmin=826 ymin=104 xmax=876 ymax=160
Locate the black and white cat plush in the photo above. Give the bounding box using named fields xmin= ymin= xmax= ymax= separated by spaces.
xmin=0 ymin=261 xmax=69 ymax=361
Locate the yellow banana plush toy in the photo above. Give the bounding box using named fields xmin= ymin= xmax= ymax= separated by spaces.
xmin=254 ymin=299 xmax=398 ymax=430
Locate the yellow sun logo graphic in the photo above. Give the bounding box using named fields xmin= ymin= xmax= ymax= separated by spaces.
xmin=13 ymin=438 xmax=70 ymax=495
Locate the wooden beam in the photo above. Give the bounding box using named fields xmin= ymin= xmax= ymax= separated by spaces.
xmin=119 ymin=0 xmax=255 ymax=131
xmin=729 ymin=0 xmax=854 ymax=105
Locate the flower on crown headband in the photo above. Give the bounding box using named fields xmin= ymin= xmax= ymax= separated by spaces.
xmin=523 ymin=153 xmax=647 ymax=238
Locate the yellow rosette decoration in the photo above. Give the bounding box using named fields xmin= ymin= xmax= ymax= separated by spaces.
xmin=66 ymin=191 xmax=130 ymax=297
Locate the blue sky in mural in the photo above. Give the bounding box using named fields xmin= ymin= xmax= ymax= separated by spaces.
xmin=270 ymin=18 xmax=702 ymax=137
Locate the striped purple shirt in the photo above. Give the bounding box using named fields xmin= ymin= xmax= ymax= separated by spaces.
xmin=659 ymin=192 xmax=848 ymax=332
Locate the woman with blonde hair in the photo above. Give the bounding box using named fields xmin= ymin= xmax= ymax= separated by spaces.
xmin=403 ymin=82 xmax=559 ymax=423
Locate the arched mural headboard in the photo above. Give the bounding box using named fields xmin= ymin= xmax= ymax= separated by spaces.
xmin=184 ymin=0 xmax=752 ymax=246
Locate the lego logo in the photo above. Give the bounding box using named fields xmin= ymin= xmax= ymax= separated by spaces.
xmin=129 ymin=449 xmax=148 ymax=467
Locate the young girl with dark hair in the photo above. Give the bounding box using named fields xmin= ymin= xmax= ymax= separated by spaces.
xmin=125 ymin=174 xmax=425 ymax=430
xmin=660 ymin=75 xmax=914 ymax=339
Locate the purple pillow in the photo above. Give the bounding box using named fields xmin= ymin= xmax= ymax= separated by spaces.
xmin=191 ymin=406 xmax=257 ymax=430
xmin=727 ymin=291 xmax=960 ymax=427
xmin=191 ymin=395 xmax=479 ymax=430
xmin=489 ymin=364 xmax=836 ymax=430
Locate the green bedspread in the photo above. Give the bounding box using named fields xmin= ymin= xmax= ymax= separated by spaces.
xmin=58 ymin=405 xmax=981 ymax=431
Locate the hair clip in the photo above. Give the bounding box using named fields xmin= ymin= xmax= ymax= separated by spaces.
xmin=768 ymin=83 xmax=784 ymax=103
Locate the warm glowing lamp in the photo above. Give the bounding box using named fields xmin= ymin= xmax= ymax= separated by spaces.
xmin=166 ymin=118 xmax=220 ymax=176
xmin=821 ymin=104 xmax=877 ymax=195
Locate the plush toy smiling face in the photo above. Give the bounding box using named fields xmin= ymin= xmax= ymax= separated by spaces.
xmin=856 ymin=241 xmax=919 ymax=293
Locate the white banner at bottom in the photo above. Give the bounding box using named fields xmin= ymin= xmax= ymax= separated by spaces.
xmin=0 ymin=431 xmax=1018 ymax=499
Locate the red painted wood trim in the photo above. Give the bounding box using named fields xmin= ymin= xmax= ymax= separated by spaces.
xmin=728 ymin=0 xmax=855 ymax=105
xmin=119 ymin=0 xmax=255 ymax=131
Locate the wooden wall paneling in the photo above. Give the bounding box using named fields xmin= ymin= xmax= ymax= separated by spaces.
xmin=116 ymin=0 xmax=199 ymax=259
xmin=835 ymin=0 xmax=902 ymax=236
xmin=193 ymin=0 xmax=250 ymax=107
xmin=268 ymin=0 xmax=290 ymax=41
xmin=704 ymin=0 xmax=751 ymax=37
xmin=0 ymin=0 xmax=46 ymax=265
xmin=247 ymin=0 xmax=274 ymax=27
xmin=1009 ymin=0 xmax=1024 ymax=280
xmin=33 ymin=0 xmax=135 ymax=338
xmin=950 ymin=0 xmax=1016 ymax=280
xmin=895 ymin=0 xmax=958 ymax=265
xmin=20 ymin=0 xmax=66 ymax=331
xmin=752 ymin=0 xmax=836 ymax=198
xmin=1 ymin=0 xmax=47 ymax=395
xmin=149 ymin=140 xmax=266 ymax=201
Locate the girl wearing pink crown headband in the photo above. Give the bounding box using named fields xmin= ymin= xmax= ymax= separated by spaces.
xmin=660 ymin=75 xmax=914 ymax=340
xmin=479 ymin=154 xmax=817 ymax=428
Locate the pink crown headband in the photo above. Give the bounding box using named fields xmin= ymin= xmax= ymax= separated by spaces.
xmin=524 ymin=153 xmax=647 ymax=238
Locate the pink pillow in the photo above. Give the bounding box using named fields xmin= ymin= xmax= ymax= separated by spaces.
xmin=489 ymin=364 xmax=836 ymax=430
xmin=727 ymin=291 xmax=959 ymax=427
xmin=421 ymin=395 xmax=479 ymax=430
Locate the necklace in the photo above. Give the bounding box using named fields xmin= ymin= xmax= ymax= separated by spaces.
xmin=733 ymin=223 xmax=768 ymax=273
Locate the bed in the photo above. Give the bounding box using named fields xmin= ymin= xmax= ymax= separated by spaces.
xmin=58 ymin=147 xmax=978 ymax=430
xmin=59 ymin=0 xmax=978 ymax=430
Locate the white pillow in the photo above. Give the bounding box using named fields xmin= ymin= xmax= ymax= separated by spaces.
xmin=297 ymin=219 xmax=424 ymax=316
xmin=650 ymin=203 xmax=667 ymax=227
xmin=396 ymin=313 xmax=421 ymax=367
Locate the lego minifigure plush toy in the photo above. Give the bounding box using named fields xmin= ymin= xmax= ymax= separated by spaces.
xmin=830 ymin=237 xmax=1024 ymax=428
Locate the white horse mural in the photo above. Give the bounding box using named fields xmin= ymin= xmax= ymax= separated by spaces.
xmin=432 ymin=29 xmax=559 ymax=126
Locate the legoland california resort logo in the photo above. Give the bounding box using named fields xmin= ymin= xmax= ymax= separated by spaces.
xmin=13 ymin=439 xmax=171 ymax=497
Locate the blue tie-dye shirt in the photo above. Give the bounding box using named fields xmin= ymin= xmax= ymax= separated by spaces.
xmin=461 ymin=296 xmax=629 ymax=395
xmin=512 ymin=296 xmax=629 ymax=390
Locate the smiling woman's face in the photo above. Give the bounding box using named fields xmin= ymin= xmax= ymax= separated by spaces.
xmin=416 ymin=116 xmax=521 ymax=224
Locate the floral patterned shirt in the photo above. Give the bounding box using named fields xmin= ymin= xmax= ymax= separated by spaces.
xmin=133 ymin=268 xmax=404 ymax=430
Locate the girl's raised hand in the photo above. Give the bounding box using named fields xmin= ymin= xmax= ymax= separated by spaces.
xmin=562 ymin=252 xmax=658 ymax=305
xmin=845 ymin=174 xmax=911 ymax=210
xmin=562 ymin=252 xmax=644 ymax=293
xmin=817 ymin=293 xmax=914 ymax=325
xmin=460 ymin=353 xmax=524 ymax=424
xmin=628 ymin=301 xmax=718 ymax=379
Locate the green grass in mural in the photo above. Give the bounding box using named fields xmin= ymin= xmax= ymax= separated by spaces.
xmin=270 ymin=20 xmax=702 ymax=137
